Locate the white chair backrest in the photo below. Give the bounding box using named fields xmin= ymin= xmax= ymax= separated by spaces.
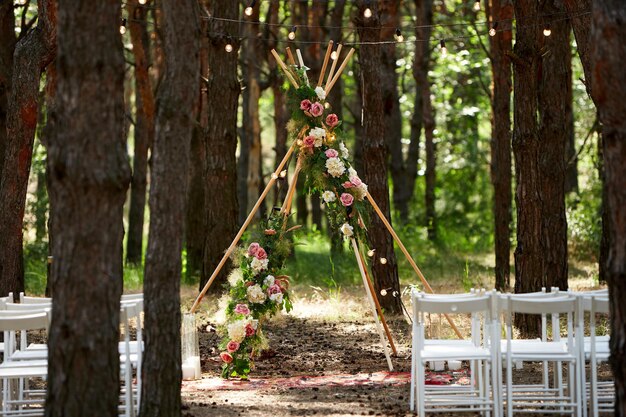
xmin=0 ymin=292 xmax=14 ymax=309
xmin=414 ymin=293 xmax=493 ymax=316
xmin=121 ymin=293 xmax=143 ymax=302
xmin=0 ymin=311 xmax=50 ymax=332
xmin=19 ymin=292 xmax=52 ymax=304
xmin=4 ymin=302 xmax=52 ymax=312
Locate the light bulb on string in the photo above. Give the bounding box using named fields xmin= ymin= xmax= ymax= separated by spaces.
xmin=394 ymin=28 xmax=404 ymax=42
xmin=440 ymin=39 xmax=448 ymax=57
xmin=363 ymin=1 xmax=372 ymax=18
xmin=288 ymin=26 xmax=297 ymax=41
xmin=473 ymin=0 xmax=481 ymax=11
xmin=138 ymin=0 xmax=147 ymax=4
xmin=367 ymin=249 xmax=375 ymax=257
xmin=225 ymin=37 xmax=233 ymax=53
xmin=380 ymin=257 xmax=388 ymax=265
xmin=119 ymin=18 xmax=127 ymax=35
xmin=489 ymin=22 xmax=498 ymax=37
xmin=331 ymin=50 xmax=338 ymax=60
xmin=543 ymin=24 xmax=552 ymax=37
xmin=244 ymin=0 xmax=255 ymax=17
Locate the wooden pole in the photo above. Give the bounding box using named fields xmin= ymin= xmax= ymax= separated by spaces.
xmin=317 ymin=40 xmax=334 ymax=87
xmin=351 ymin=238 xmax=393 ymax=371
xmin=357 ymin=247 xmax=398 ymax=355
xmin=280 ymin=157 xmax=302 ymax=215
xmin=270 ymin=49 xmax=299 ymax=89
xmin=190 ymin=142 xmax=297 ymax=313
xmin=296 ymin=49 xmax=309 ymax=86
xmin=325 ymin=48 xmax=354 ymax=96
xmin=365 ymin=192 xmax=464 ymax=339
xmin=286 ymin=47 xmax=297 ymax=66
xmin=325 ymin=44 xmax=342 ymax=89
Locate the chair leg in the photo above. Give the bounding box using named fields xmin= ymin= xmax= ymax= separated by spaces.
xmin=506 ymin=358 xmax=513 ymax=417
xmin=410 ymin=327 xmax=416 ymax=412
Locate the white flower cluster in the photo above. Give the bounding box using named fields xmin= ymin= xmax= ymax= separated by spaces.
xmin=263 ymin=275 xmax=275 ymax=286
xmin=227 ymin=319 xmax=247 ymax=342
xmin=340 ymin=223 xmax=354 ymax=238
xmin=339 ymin=142 xmax=350 ymax=159
xmin=325 ymin=157 xmax=346 ymax=178
xmin=315 ymin=86 xmax=326 ymax=100
xmin=250 ymin=257 xmax=268 ymax=273
xmin=270 ymin=292 xmax=283 ymax=304
xmin=247 ymin=284 xmax=266 ymax=304
xmin=309 ymin=127 xmax=326 ymax=147
xmin=353 ymin=183 xmax=368 ymax=200
xmin=322 ymin=191 xmax=336 ymax=203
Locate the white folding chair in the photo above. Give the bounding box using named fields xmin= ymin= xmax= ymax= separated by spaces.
xmin=118 ymin=300 xmax=143 ymax=417
xmin=500 ymin=294 xmax=583 ymax=416
xmin=2 ymin=304 xmax=51 ymax=362
xmin=580 ymin=295 xmax=612 ymax=417
xmin=410 ymin=290 xmax=500 ymax=416
xmin=17 ymin=294 xmax=51 ymax=305
xmin=0 ymin=311 xmax=50 ymax=416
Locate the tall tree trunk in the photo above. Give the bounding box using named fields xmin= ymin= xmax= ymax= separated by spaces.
xmin=512 ymin=0 xmax=543 ymax=337
xmin=139 ymin=1 xmax=199 ymax=415
xmin=597 ymin=133 xmax=608 ymax=284
xmin=200 ymin=0 xmax=240 ymax=293
xmin=0 ymin=0 xmax=56 ymax=299
xmin=564 ymin=47 xmax=578 ymax=194
xmin=538 ymin=0 xmax=569 ymax=291
xmin=423 ymin=83 xmax=437 ymax=242
xmin=590 ymin=0 xmax=626 ymax=411
xmin=126 ymin=0 xmax=154 ymax=265
xmin=0 ymin=0 xmax=15 ymax=178
xmin=242 ymin=4 xmax=263 ymax=221
xmin=404 ymin=0 xmax=432 ymax=228
xmin=488 ymin=0 xmax=513 ymax=291
xmin=356 ymin=1 xmax=402 ymax=314
xmin=186 ymin=6 xmax=208 ymax=280
xmin=41 ymin=62 xmax=56 ymax=298
xmin=45 ymin=0 xmax=130 ymax=414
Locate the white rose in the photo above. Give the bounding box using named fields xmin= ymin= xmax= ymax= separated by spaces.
xmin=270 ymin=292 xmax=284 ymax=304
xmin=264 ymin=275 xmax=275 ymax=287
xmin=227 ymin=269 xmax=243 ymax=287
xmin=325 ymin=157 xmax=346 ymax=178
xmin=322 ymin=190 xmax=336 ymax=203
xmin=348 ymin=167 xmax=357 ymax=178
xmin=247 ymin=284 xmax=267 ymax=304
xmin=250 ymin=257 xmax=269 ymax=273
xmin=227 ymin=320 xmax=246 ymax=342
xmin=309 ymin=127 xmax=326 ymax=139
xmin=315 ymin=86 xmax=326 ymax=100
xmin=340 ymin=223 xmax=354 ymax=238
xmin=340 ymin=142 xmax=350 ymax=159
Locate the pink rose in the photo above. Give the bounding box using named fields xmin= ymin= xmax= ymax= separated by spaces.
xmin=245 ymin=324 xmax=256 ymax=337
xmin=227 ymin=341 xmax=240 ymax=353
xmin=255 ymin=247 xmax=267 ymax=260
xmin=300 ymin=99 xmax=312 ymax=111
xmin=302 ymin=136 xmax=315 ymax=148
xmin=340 ymin=193 xmax=354 ymax=207
xmin=234 ymin=304 xmax=250 ymax=315
xmin=267 ymin=283 xmax=282 ymax=296
xmin=310 ymin=102 xmax=324 ymax=117
xmin=325 ymin=149 xmax=339 ymax=158
xmin=247 ymin=242 xmax=260 ymax=257
xmin=220 ymin=352 xmax=233 ymax=364
xmin=326 ymin=113 xmax=339 ymax=128
xmin=350 ymin=176 xmax=363 ymax=187
xmin=343 ymin=181 xmax=354 ymax=189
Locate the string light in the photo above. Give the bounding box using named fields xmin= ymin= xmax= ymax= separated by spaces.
xmin=473 ymin=0 xmax=481 ymax=11
xmin=380 ymin=289 xmax=388 ymax=296
xmin=331 ymin=51 xmax=338 ymax=60
xmin=543 ymin=24 xmax=552 ymax=36
xmin=225 ymin=37 xmax=233 ymax=53
xmin=440 ymin=39 xmax=447 ymax=57
xmin=489 ymin=22 xmax=498 ymax=37
xmin=244 ymin=0 xmax=256 ymax=17
xmin=119 ymin=18 xmax=127 ymax=35
xmin=279 ymin=170 xmax=287 ymax=178
xmin=380 ymin=257 xmax=387 ymax=264
xmin=363 ymin=0 xmax=372 ymax=18
xmin=394 ymin=28 xmax=404 ymax=42
xmin=288 ymin=26 xmax=297 ymax=40
xmin=138 ymin=0 xmax=146 ymax=4
xmin=367 ymin=249 xmax=375 ymax=257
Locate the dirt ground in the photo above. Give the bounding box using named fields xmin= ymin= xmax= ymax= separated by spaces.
xmin=181 ymin=291 xmax=613 ymax=417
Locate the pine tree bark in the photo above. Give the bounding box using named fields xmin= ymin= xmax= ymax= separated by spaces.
xmin=200 ymin=0 xmax=239 ymax=293
xmin=564 ymin=49 xmax=578 ymax=194
xmin=0 ymin=0 xmax=56 ymax=299
xmin=424 ymin=83 xmax=437 ymax=242
xmin=139 ymin=1 xmax=199 ymax=416
xmin=538 ymin=0 xmax=569 ymax=292
xmin=0 ymin=0 xmax=15 ymax=178
xmin=488 ymin=0 xmax=513 ymax=291
xmin=186 ymin=5 xmax=208 ymax=279
xmin=356 ymin=1 xmax=401 ymax=314
xmin=512 ymin=0 xmax=543 ymax=336
xmin=126 ymin=0 xmax=154 ymax=265
xmin=44 ymin=0 xmax=130 ymax=414
xmin=590 ymin=0 xmax=626 ymax=410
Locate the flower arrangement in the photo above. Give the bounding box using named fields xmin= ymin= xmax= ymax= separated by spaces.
xmin=218 ymin=67 xmax=368 ymax=378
